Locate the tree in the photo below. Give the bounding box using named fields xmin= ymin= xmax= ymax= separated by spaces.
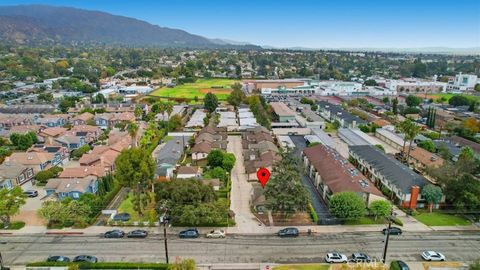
xmin=127 ymin=122 xmax=139 ymax=147
xmin=203 ymin=166 xmax=227 ymax=182
xmin=134 ymin=106 xmax=143 ymax=119
xmin=207 ymin=149 xmax=224 ymax=168
xmin=9 ymin=131 xmax=38 ymax=150
xmin=445 ymin=174 xmax=480 ymax=211
xmin=227 ymin=82 xmax=245 ymax=107
xmin=405 ymin=95 xmax=422 ymax=107
xmin=459 ymin=146 xmax=475 ymax=161
xmin=170 ymin=258 xmax=196 ymax=270
xmin=329 ymin=192 xmax=366 ymax=221
xmin=392 ymin=98 xmax=398 ymax=115
xmin=421 ymin=184 xmax=443 ymax=212
xmin=221 ymin=153 xmax=236 ymax=172
xmin=165 ymin=102 xmax=174 ymax=119
xmin=418 ymin=140 xmax=436 ymax=152
xmin=369 ymin=200 xmax=391 ymax=220
xmin=364 ymin=79 xmax=377 ymax=86
xmin=264 ymin=149 xmax=310 ymax=214
xmin=449 ymin=95 xmax=470 ymax=107
xmin=115 ymin=148 xmax=156 ymax=213
xmin=399 ymin=119 xmax=421 ymax=163
xmin=475 ymin=84 xmax=480 ymax=92
xmin=38 ymin=92 xmax=53 ymax=103
xmin=204 ymin=92 xmax=218 ymax=113
xmin=0 ymin=187 xmax=27 ymax=227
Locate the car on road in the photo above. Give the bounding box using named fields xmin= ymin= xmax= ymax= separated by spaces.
xmin=23 ymin=190 xmax=38 ymax=198
xmin=127 ymin=230 xmax=148 ymax=238
xmin=73 ymin=255 xmax=98 ymax=263
xmin=277 ymin=227 xmax=299 ymax=237
xmin=325 ymin=253 xmax=348 ymax=263
xmin=393 ymin=260 xmax=410 ymax=270
xmin=206 ymin=229 xmax=226 ymax=238
xmin=47 ymin=256 xmax=70 ymax=262
xmin=421 ymin=251 xmax=446 ymax=261
xmin=350 ymin=253 xmax=371 ymax=262
xmin=104 ymin=229 xmax=125 ymax=238
xmin=382 ymin=227 xmax=402 ymax=235
xmin=179 ymin=228 xmax=199 ymax=238
xmin=112 ymin=213 xmax=131 ymax=222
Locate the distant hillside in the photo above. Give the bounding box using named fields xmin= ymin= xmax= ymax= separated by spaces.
xmin=0 ymin=5 xmax=258 ymax=48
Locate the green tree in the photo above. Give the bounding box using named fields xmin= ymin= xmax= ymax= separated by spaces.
xmin=392 ymin=98 xmax=399 ymax=115
xmin=203 ymin=166 xmax=228 ymax=182
xmin=127 ymin=122 xmax=139 ymax=147
xmin=38 ymin=92 xmax=54 ymax=103
xmin=134 ymin=106 xmax=143 ymax=119
xmin=227 ymin=82 xmax=245 ymax=107
xmin=207 ymin=149 xmax=224 ymax=168
xmin=475 ymin=84 xmax=480 ymax=92
xmin=449 ymin=95 xmax=470 ymax=107
xmin=264 ymin=149 xmax=310 ymax=214
xmin=405 ymin=95 xmax=422 ymax=107
xmin=445 ymin=174 xmax=480 ymax=211
xmin=329 ymin=192 xmax=366 ymax=221
xmin=170 ymin=258 xmax=196 ymax=270
xmin=0 ymin=187 xmax=27 ymax=227
xmin=459 ymin=146 xmax=475 ymax=161
xmin=364 ymin=79 xmax=377 ymax=86
xmin=418 ymin=140 xmax=436 ymax=152
xmin=221 ymin=153 xmax=236 ymax=172
xmin=204 ymin=92 xmax=218 ymax=113
xmin=369 ymin=200 xmax=391 ymax=220
xmin=421 ymin=184 xmax=443 ymax=212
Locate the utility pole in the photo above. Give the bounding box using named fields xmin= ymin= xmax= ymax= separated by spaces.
xmin=159 ymin=202 xmax=169 ymax=264
xmin=382 ymin=209 xmax=396 ymax=264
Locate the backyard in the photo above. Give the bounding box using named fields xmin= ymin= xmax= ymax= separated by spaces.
xmin=149 ymin=78 xmax=238 ymax=101
xmin=117 ymin=192 xmax=158 ymax=224
xmin=413 ymin=211 xmax=471 ymax=226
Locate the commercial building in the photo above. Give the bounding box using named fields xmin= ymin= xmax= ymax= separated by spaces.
xmin=385 ymin=78 xmax=447 ymax=93
xmin=447 ymin=73 xmax=478 ymax=92
xmin=270 ymin=102 xmax=296 ymax=122
xmin=349 ymin=145 xmax=428 ymax=209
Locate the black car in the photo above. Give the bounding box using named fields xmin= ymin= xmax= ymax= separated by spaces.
xmin=277 ymin=227 xmax=299 ymax=237
xmin=382 ymin=227 xmax=402 ymax=235
xmin=104 ymin=229 xmax=125 ymax=238
xmin=73 ymin=255 xmax=98 ymax=263
xmin=351 ymin=253 xmax=371 ymax=262
xmin=179 ymin=228 xmax=199 ymax=238
xmin=23 ymin=190 xmax=38 ymax=198
xmin=112 ymin=213 xmax=131 ymax=222
xmin=127 ymin=230 xmax=148 ymax=238
xmin=47 ymin=256 xmax=70 ymax=262
xmin=395 ymin=260 xmax=410 ymax=270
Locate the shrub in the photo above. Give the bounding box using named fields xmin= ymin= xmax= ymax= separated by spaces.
xmin=26 ymin=262 xmax=169 ymax=269
xmin=309 ymin=203 xmax=318 ymax=223
xmin=393 ymin=217 xmax=403 ymax=226
xmin=390 ymin=261 xmax=401 ymax=270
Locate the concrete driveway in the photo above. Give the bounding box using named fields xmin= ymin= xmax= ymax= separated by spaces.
xmin=13 ymin=185 xmax=46 ymax=226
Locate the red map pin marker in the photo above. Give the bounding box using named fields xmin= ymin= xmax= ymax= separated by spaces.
xmin=256 ymin=167 xmax=271 ymax=188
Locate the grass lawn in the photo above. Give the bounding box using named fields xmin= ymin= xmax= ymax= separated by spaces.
xmin=419 ymin=93 xmax=480 ymax=104
xmin=117 ymin=193 xmax=157 ymax=223
xmin=344 ymin=216 xmax=386 ymax=225
xmin=150 ymin=78 xmax=238 ymax=101
xmin=274 ymin=264 xmax=330 ymax=270
xmin=414 ymin=212 xmax=471 ymax=226
xmin=324 ymin=122 xmax=338 ymax=132
xmin=1 ymin=221 xmax=26 ymax=230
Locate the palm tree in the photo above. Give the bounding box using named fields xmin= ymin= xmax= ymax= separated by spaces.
xmin=401 ymin=120 xmax=421 ymax=164
xmin=398 ymin=120 xmax=411 ymax=160
xmin=165 ymin=102 xmax=174 ymax=120
xmin=127 ymin=122 xmax=139 ymax=148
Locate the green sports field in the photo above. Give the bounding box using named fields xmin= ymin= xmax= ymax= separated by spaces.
xmin=149 ymin=78 xmax=239 ymax=101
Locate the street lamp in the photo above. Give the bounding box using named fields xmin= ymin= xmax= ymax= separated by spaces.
xmin=159 ymin=205 xmax=170 ymax=264
xmin=381 ymin=208 xmax=397 ymax=264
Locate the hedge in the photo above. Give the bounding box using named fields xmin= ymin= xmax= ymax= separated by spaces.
xmin=390 ymin=261 xmax=401 ymax=270
xmin=309 ymin=203 xmax=319 ymax=223
xmin=27 ymin=262 xmax=169 ymax=269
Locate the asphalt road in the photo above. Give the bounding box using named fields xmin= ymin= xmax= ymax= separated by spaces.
xmin=1 ymin=231 xmax=479 ymax=265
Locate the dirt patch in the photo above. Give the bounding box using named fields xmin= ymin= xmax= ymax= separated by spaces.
xmin=199 ymin=88 xmax=232 ymax=94
xmin=255 ymin=212 xmax=314 ymax=226
xmin=13 ymin=210 xmax=45 ymax=226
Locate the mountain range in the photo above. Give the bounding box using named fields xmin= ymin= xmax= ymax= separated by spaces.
xmin=0 ymin=5 xmax=259 ymax=48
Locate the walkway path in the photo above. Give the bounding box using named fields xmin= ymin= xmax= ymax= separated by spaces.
xmin=227 ymin=135 xmax=263 ymax=234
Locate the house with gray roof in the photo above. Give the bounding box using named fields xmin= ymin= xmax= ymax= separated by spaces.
xmin=45 ymin=176 xmax=98 ymax=200
xmin=0 ymin=162 xmax=35 ymax=190
xmin=317 ymin=100 xmax=367 ymax=128
xmin=155 ymin=136 xmax=191 ymax=179
xmin=348 ymin=145 xmax=429 ymax=209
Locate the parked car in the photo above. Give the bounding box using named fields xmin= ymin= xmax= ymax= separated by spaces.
xmin=277 ymin=227 xmax=299 ymax=237
xmin=350 ymin=253 xmax=371 ymax=262
xmin=23 ymin=190 xmax=38 ymax=198
xmin=127 ymin=230 xmax=148 ymax=238
xmin=421 ymin=251 xmax=445 ymax=261
xmin=73 ymin=255 xmax=98 ymax=263
xmin=325 ymin=253 xmax=348 ymax=263
xmin=382 ymin=227 xmax=402 ymax=235
xmin=206 ymin=230 xmax=226 ymax=238
xmin=179 ymin=228 xmax=199 ymax=238
xmin=394 ymin=260 xmax=410 ymax=270
xmin=47 ymin=256 xmax=70 ymax=262
xmin=112 ymin=213 xmax=131 ymax=222
xmin=104 ymin=229 xmax=125 ymax=238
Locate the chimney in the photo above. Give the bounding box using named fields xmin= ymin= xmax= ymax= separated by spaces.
xmin=409 ymin=185 xmax=420 ymax=209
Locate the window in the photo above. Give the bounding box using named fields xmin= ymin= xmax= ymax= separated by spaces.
xmin=72 ymin=192 xmax=80 ymax=199
xmin=27 ymin=170 xmax=33 ymax=178
xmin=17 ymin=174 xmax=25 ymax=184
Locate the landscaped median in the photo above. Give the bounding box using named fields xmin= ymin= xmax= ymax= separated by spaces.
xmin=26 ymin=262 xmax=169 ymax=269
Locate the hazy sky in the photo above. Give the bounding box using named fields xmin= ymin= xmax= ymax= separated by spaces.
xmin=2 ymin=0 xmax=480 ymax=48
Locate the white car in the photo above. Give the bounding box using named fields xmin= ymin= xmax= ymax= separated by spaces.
xmin=325 ymin=253 xmax=348 ymax=263
xmin=421 ymin=251 xmax=446 ymax=261
xmin=206 ymin=230 xmax=226 ymax=238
